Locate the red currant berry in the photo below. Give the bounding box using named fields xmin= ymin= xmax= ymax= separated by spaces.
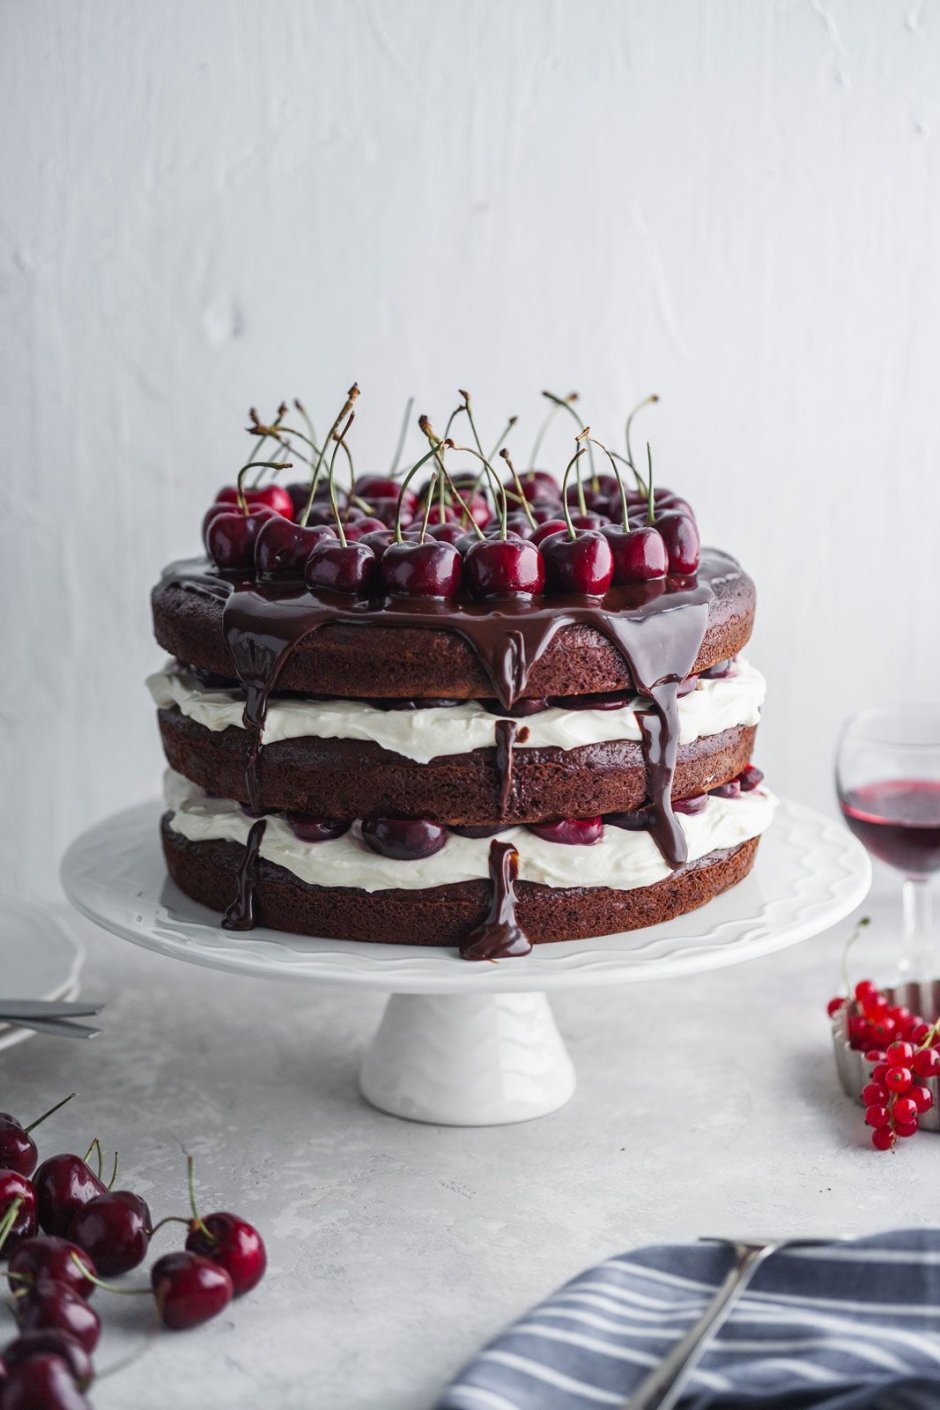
xmin=886 ymin=1041 xmax=915 ymax=1065
xmin=864 ymin=997 xmax=890 ymax=1022
xmin=872 ymin=1127 xmax=896 ymax=1151
xmin=848 ymin=1014 xmax=872 ymax=1047
xmin=864 ymin=1105 xmax=891 ymax=1129
xmin=910 ymin=1022 xmax=932 ymax=1045
xmin=892 ymin=1096 xmax=918 ymax=1125
xmin=854 ymin=980 xmax=879 ymax=1004
xmin=870 ymin=1063 xmax=889 ymax=1084
xmin=895 ymin=1120 xmax=919 ymax=1138
xmin=888 ymin=1005 xmax=913 ymax=1031
xmin=912 ymin=1047 xmax=940 ymax=1078
xmin=885 ymin=1066 xmax=913 ymax=1094
xmin=861 ymin=1082 xmax=887 ymax=1106
xmin=827 ymin=996 xmax=846 ymax=1018
xmin=869 ymin=1017 xmax=897 ymax=1045
xmin=864 ymin=1050 xmax=887 ymax=1063
xmin=910 ymin=1084 xmax=934 ymax=1114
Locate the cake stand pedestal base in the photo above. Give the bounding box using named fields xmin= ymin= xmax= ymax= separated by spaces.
xmin=359 ymin=992 xmax=576 ymax=1125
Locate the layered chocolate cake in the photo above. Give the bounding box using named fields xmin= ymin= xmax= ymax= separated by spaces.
xmin=150 ymin=389 xmax=775 ymax=958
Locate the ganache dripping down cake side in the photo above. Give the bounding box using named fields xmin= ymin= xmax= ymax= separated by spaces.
xmin=150 ymin=386 xmax=774 ymax=959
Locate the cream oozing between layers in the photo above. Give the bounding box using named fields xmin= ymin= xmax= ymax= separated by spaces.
xmin=148 ymin=659 xmax=765 ymax=763
xmin=164 ymin=770 xmax=777 ymax=894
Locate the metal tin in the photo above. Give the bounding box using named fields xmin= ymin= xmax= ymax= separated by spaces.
xmin=832 ymin=979 xmax=940 ymax=1132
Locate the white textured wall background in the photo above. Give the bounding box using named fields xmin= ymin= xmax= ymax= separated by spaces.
xmin=2 ymin=0 xmax=939 ymax=899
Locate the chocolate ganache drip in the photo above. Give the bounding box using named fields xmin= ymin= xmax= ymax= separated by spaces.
xmin=460 ymin=840 xmax=531 ymax=960
xmin=221 ymin=817 xmax=267 ymax=931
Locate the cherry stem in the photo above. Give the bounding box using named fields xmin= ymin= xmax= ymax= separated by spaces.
xmin=455 ymin=390 xmax=495 ymax=509
xmin=327 ymin=413 xmax=356 ymax=547
xmin=0 ymin=1197 xmax=23 ymax=1258
xmin=488 ymin=415 xmax=517 ymax=464
xmin=418 ymin=417 xmax=485 ymax=540
xmin=498 ymin=449 xmax=537 ymax=530
xmin=840 ymin=915 xmax=872 ymax=997
xmin=298 ymin=383 xmax=360 ymax=528
xmin=69 ymin=1253 xmax=149 ymax=1298
xmin=388 ymin=397 xmax=415 ymax=478
xmin=583 ymin=434 xmax=629 ymax=531
xmin=559 ymin=443 xmax=589 ymax=541
xmin=150 ymin=1214 xmax=192 ymax=1237
xmin=645 ymin=444 xmax=655 ymax=526
xmin=449 ymin=444 xmax=507 ymax=538
xmin=293 ymin=399 xmax=320 ymax=462
xmin=25 ymin=1092 xmax=77 ymax=1136
xmin=528 ymin=391 xmax=576 ymax=474
xmin=624 ymin=393 xmax=659 ymax=483
xmin=542 ymin=390 xmax=594 ymax=494
xmin=235 ymin=462 xmax=293 ymax=516
xmin=391 ymin=441 xmax=441 ymax=543
xmin=107 ymin=1150 xmax=119 ymax=1191
xmin=243 ymin=403 xmax=288 ymax=476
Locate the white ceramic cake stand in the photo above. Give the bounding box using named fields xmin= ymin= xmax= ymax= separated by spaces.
xmin=60 ymin=799 xmax=869 ymax=1126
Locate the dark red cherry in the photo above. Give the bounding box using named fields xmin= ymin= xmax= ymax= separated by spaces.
xmin=254 ymin=517 xmax=335 ymax=581
xmin=0 ymin=1172 xmax=38 ymax=1256
xmin=655 ymin=511 xmax=700 ymax=574
xmin=356 ymin=476 xmax=418 ymax=514
xmin=67 ymin=1191 xmax=151 ymax=1277
xmin=381 ymin=541 xmax=463 ymax=599
xmin=342 ymin=516 xmax=387 ymax=541
xmin=738 ymin=764 xmax=764 ymax=792
xmin=369 ymin=498 xmax=413 ymax=529
xmin=420 ymin=502 xmax=459 ymax=526
xmin=204 ymin=505 xmax=277 ymax=571
xmin=508 ymin=470 xmax=559 ymax=503
xmin=361 ymin=818 xmax=447 ymax=860
xmin=426 ymin=521 xmax=469 ymax=546
xmin=286 ymin=816 xmax=350 ymax=843
xmin=530 ymin=517 xmax=569 ymax=547
xmin=359 ymin=528 xmax=394 ymax=559
xmin=465 ymin=494 xmax=491 ymax=528
xmin=565 ymin=477 xmax=617 ymax=511
xmin=0 ymin=1352 xmax=92 ymax=1410
xmin=463 ymin=538 xmax=545 ymax=599
xmin=569 ymin=511 xmax=609 ymax=529
xmin=304 ymin=540 xmax=377 ymax=596
xmin=601 ymin=524 xmax=668 ymax=583
xmin=151 ymin=1251 xmax=233 ymax=1331
xmin=540 ymin=531 xmax=614 ymax=597
xmin=34 ymin=1157 xmax=106 ymax=1239
xmin=710 ymin=779 xmax=741 ymax=799
xmin=15 ymin=1283 xmax=100 ymax=1354
xmin=185 ymin=1213 xmax=267 ymax=1297
xmin=451 ymin=824 xmax=511 ymax=838
xmin=215 ymin=483 xmax=294 ymax=518
xmin=529 ymin=501 xmax=563 ymax=522
xmin=674 ymin=794 xmax=708 ymax=815
xmin=0 ymin=1121 xmax=36 ymax=1180
xmin=305 ymin=501 xmax=344 ymax=526
xmin=606 ymin=806 xmax=653 ymax=831
xmin=504 ymin=513 xmax=537 ymax=540
xmin=8 ymin=1238 xmax=96 ymax=1301
xmin=2 ymin=1332 xmax=93 ymax=1394
xmin=529 ymin=817 xmax=604 ymax=845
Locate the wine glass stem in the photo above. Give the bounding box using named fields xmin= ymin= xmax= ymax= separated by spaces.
xmin=902 ymin=877 xmax=934 ymax=980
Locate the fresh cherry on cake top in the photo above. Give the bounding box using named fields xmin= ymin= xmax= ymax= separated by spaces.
xmin=66 ymin=1191 xmax=152 ymax=1277
xmin=426 ymin=521 xmax=469 ymax=546
xmin=656 ymin=510 xmax=701 ymax=575
xmin=507 ymin=470 xmax=559 ymax=503
xmin=530 ymin=517 xmax=569 ymax=547
xmin=1 ymin=1331 xmax=93 ymax=1395
xmin=463 ymin=536 xmax=545 ymax=599
xmin=204 ymin=504 xmax=278 ymax=572
xmin=356 ymin=476 xmax=418 ymax=515
xmin=0 ymin=1352 xmax=92 ymax=1410
xmin=0 ymin=1096 xmax=76 ymax=1180
xmin=304 ymin=539 xmax=378 ymax=596
xmin=215 ymin=482 xmax=294 ymax=519
xmin=361 ymin=817 xmax=447 ymax=861
xmin=540 ymin=529 xmax=614 ymax=597
xmin=34 ymin=1156 xmax=106 ymax=1239
xmin=151 ymin=1252 xmax=233 ymax=1331
xmin=602 ymin=523 xmax=668 ymax=584
xmin=254 ymin=518 xmax=336 ymax=581
xmin=380 ymin=540 xmax=463 ymax=599
xmin=342 ymin=516 xmax=387 ymax=541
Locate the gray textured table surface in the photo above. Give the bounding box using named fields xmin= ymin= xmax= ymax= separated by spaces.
xmin=1 ymin=898 xmax=928 ymax=1410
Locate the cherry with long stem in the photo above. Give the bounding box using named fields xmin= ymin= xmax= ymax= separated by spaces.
xmin=388 ymin=396 xmax=415 ymax=478
xmin=498 ymin=449 xmax=538 ymax=531
xmin=543 ymin=389 xmax=595 ymax=499
xmin=624 ymin=393 xmax=659 ymax=485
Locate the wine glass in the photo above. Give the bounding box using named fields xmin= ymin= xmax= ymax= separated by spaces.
xmin=836 ymin=705 xmax=940 ymax=979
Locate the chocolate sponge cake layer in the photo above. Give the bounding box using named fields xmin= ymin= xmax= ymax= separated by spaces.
xmin=158 ymin=706 xmax=757 ymax=825
xmin=162 ymin=816 xmax=760 ymax=946
xmin=152 ymin=551 xmax=755 ymax=702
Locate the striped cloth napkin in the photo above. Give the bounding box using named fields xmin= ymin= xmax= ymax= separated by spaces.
xmin=438 ymin=1230 xmax=940 ymax=1410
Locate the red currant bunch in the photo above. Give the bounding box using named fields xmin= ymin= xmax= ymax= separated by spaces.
xmin=829 ymin=978 xmax=940 ymax=1150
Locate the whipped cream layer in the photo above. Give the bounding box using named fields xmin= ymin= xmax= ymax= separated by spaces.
xmin=165 ymin=770 xmax=776 ymax=894
xmin=149 ymin=659 xmax=765 ymax=764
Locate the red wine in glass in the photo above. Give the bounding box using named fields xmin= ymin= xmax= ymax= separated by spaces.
xmin=840 ymin=779 xmax=940 ymax=877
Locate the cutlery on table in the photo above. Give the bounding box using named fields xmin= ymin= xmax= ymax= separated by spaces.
xmin=625 ymin=1236 xmax=836 ymax=1410
xmin=0 ymin=999 xmax=104 ymax=1040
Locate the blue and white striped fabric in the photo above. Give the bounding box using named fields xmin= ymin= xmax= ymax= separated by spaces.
xmin=438 ymin=1230 xmax=940 ymax=1410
